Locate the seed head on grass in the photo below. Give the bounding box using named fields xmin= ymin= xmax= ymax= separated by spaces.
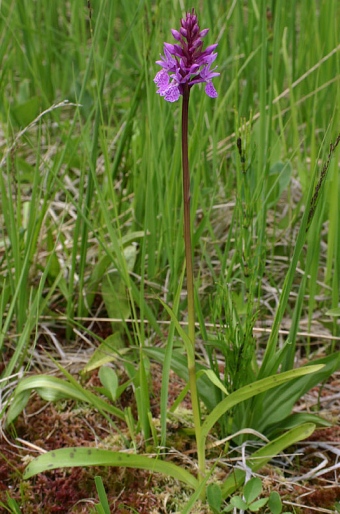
xmin=154 ymin=8 xmax=220 ymax=102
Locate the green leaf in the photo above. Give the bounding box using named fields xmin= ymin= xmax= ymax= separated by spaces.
xmin=23 ymin=447 xmax=198 ymax=489
xmin=11 ymin=96 xmax=41 ymax=126
xmin=207 ymin=483 xmax=222 ymax=513
xmin=268 ymin=491 xmax=282 ymax=514
xmin=94 ymin=476 xmax=111 ymax=514
xmin=85 ymin=240 xmax=140 ymax=313
xmin=269 ymin=411 xmax=330 ymax=436
xmin=6 ymin=375 xmax=125 ymax=426
xmin=5 ymin=390 xmax=31 ymax=426
xmin=256 ymin=353 xmax=339 ymax=433
xmin=230 ymin=496 xmax=248 ymax=509
xmin=3 ymin=493 xmax=21 ymax=514
xmin=249 ymin=497 xmax=269 ymax=511
xmin=99 ymin=244 xmax=137 ymax=332
xmin=244 ymin=477 xmax=262 ymax=504
xmin=121 ymin=243 xmax=138 ymax=271
xmin=201 ymin=370 xmax=229 ymax=396
xmin=83 ymin=333 xmax=127 ymax=372
xmin=98 ymin=366 xmax=118 ymax=402
xmin=326 ymin=308 xmax=340 ymax=317
xmin=102 ymin=271 xmax=131 ymax=331
xmin=223 ymin=506 xmax=234 ymax=513
xmin=85 ymin=254 xmax=111 ymax=310
xmin=201 ymin=365 xmax=323 ymax=441
xmin=266 ymin=161 xmax=292 ymax=206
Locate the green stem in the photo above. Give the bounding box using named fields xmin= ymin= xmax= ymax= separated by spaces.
xmin=181 ymin=84 xmax=205 ymax=493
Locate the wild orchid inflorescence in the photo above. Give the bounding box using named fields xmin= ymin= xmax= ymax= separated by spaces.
xmin=154 ymin=9 xmax=220 ymax=102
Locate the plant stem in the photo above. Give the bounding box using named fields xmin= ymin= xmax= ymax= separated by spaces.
xmin=181 ymin=84 xmax=205 ymax=491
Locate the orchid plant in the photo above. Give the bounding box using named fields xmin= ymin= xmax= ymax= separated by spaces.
xmin=154 ymin=8 xmax=220 ymax=487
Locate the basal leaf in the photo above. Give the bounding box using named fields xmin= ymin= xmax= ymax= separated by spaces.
xmin=5 ymin=390 xmax=31 ymax=426
xmin=255 ymin=353 xmax=340 ymax=432
xmin=23 ymin=447 xmax=198 ymax=489
xmin=201 ymin=365 xmax=323 ymax=441
xmin=6 ymin=375 xmax=125 ymax=426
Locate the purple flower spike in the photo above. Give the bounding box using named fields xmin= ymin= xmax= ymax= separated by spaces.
xmin=154 ymin=9 xmax=220 ymax=102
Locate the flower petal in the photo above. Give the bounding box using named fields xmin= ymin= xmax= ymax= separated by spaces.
xmin=164 ymin=85 xmax=181 ymax=102
xmin=154 ymin=69 xmax=169 ymax=87
xmin=205 ymin=82 xmax=218 ymax=98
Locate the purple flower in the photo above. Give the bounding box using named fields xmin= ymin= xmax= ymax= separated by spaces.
xmin=154 ymin=9 xmax=220 ymax=102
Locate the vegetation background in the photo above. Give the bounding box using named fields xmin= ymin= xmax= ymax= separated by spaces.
xmin=0 ymin=0 xmax=339 ymax=512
